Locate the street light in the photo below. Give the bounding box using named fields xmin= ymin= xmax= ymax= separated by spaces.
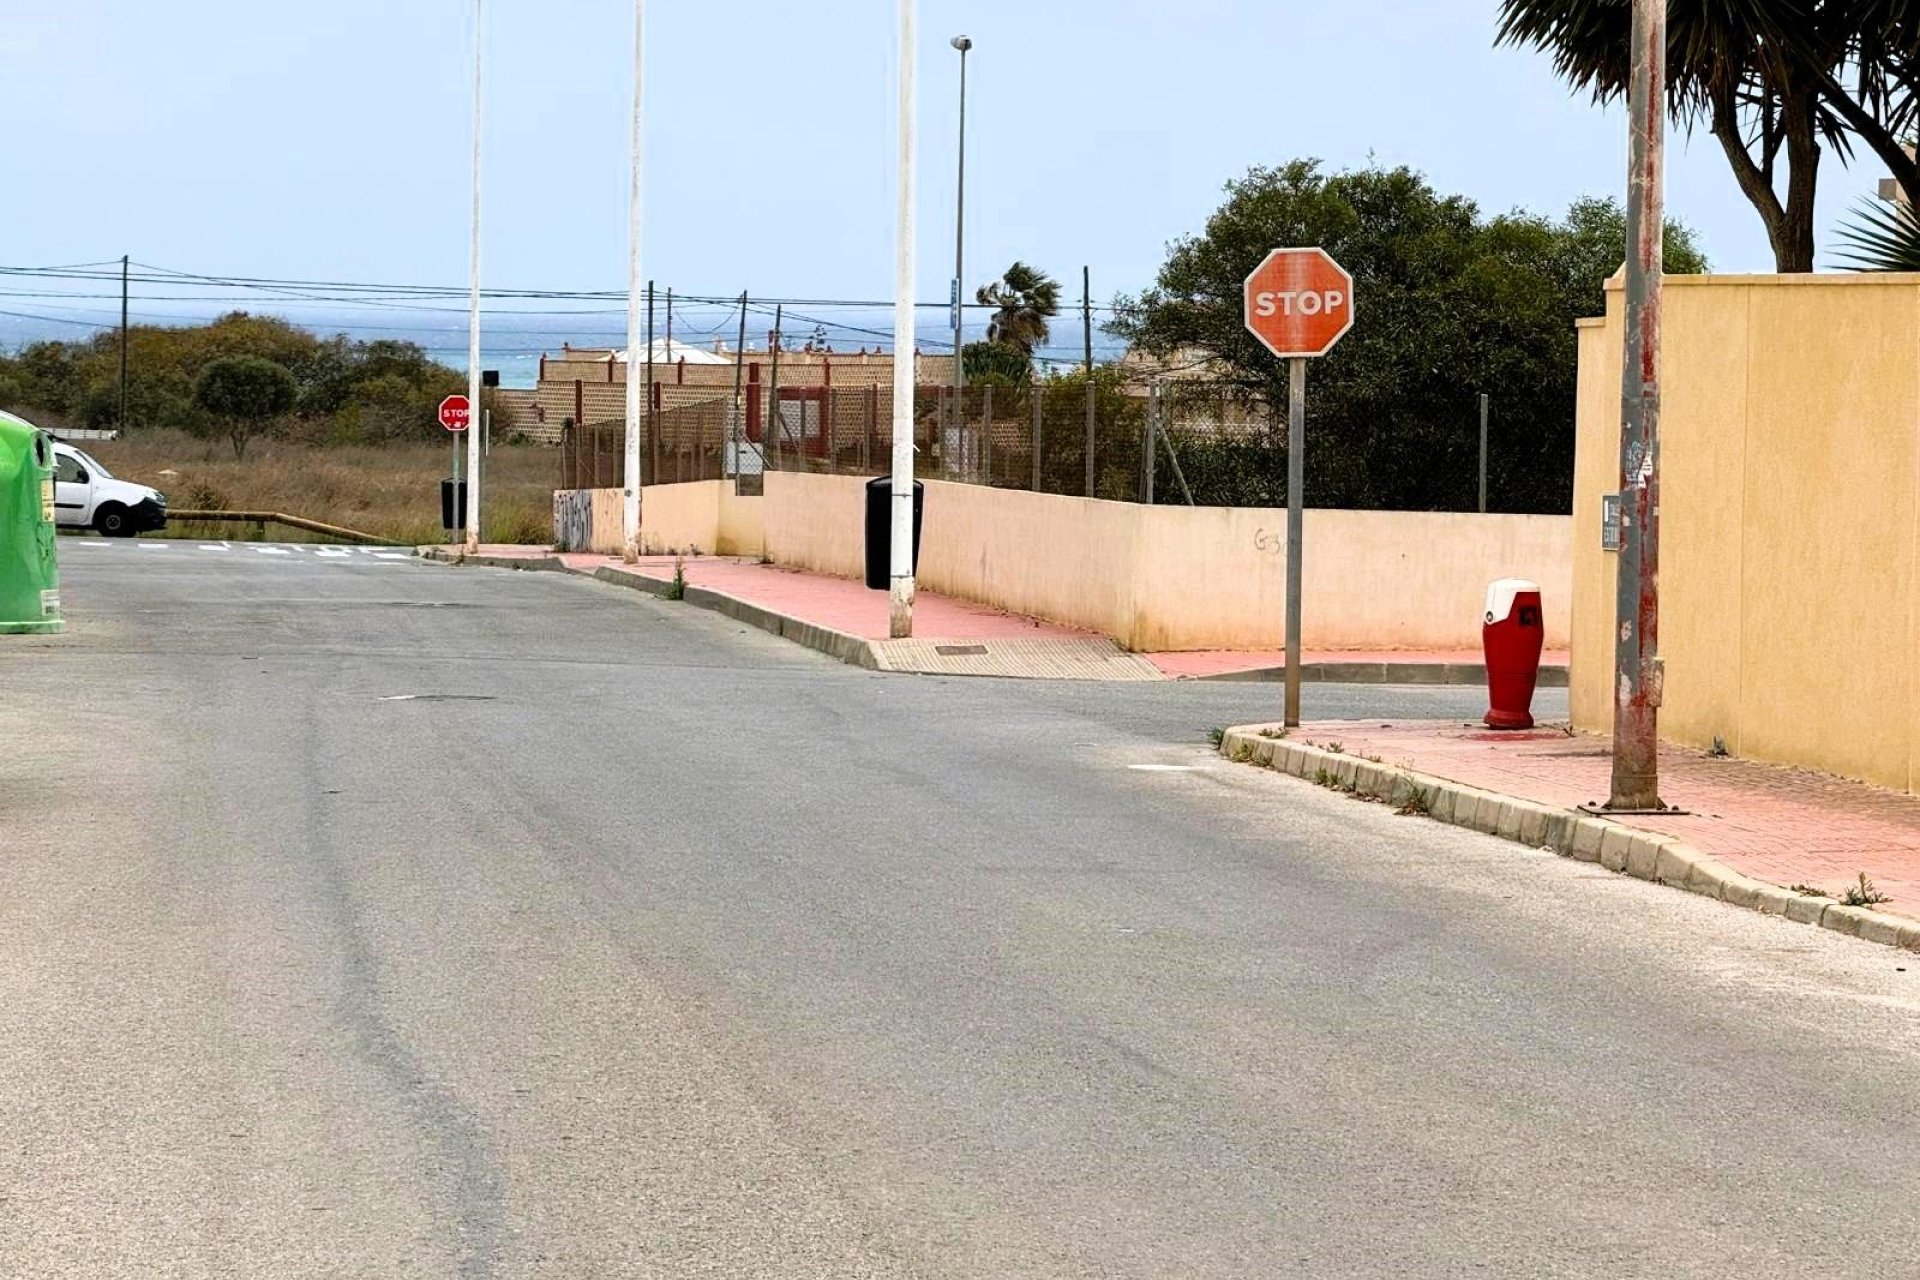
xmin=950 ymin=34 xmax=970 ymax=477
xmin=464 ymin=0 xmax=484 ymax=554
xmin=891 ymin=0 xmax=918 ymax=638
xmin=622 ymin=0 xmax=646 ymax=563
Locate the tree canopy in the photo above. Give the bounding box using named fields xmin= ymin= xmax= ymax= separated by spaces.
xmin=193 ymin=355 xmax=298 ymax=460
xmin=976 ymin=263 xmax=1062 ymax=353
xmin=0 ymin=311 xmax=464 ymax=445
xmin=1112 ymin=161 xmax=1706 ymax=514
xmin=1498 ymin=0 xmax=1920 ymax=271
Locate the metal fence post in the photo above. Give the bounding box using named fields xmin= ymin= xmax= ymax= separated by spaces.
xmin=1083 ymin=380 xmax=1096 ymax=497
xmin=1031 ymin=382 xmax=1043 ymax=492
xmin=981 ymin=384 xmax=993 ymax=485
xmin=1144 ymin=382 xmax=1158 ymax=504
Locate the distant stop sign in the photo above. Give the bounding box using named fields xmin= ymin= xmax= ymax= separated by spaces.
xmin=439 ymin=394 xmax=471 ymax=433
xmin=1243 ymin=248 xmax=1354 ymax=359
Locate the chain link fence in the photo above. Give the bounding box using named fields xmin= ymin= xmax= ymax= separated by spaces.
xmin=557 ymin=372 xmax=1279 ymax=507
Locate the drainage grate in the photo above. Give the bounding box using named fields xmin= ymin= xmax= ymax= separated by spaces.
xmin=934 ymin=644 xmax=990 ymax=656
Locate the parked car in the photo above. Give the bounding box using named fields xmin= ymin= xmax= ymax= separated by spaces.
xmin=0 ymin=411 xmax=170 ymax=536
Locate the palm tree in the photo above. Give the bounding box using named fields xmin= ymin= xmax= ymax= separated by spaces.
xmin=1834 ymin=195 xmax=1920 ymax=270
xmin=975 ymin=263 xmax=1062 ymax=353
xmin=1497 ymin=0 xmax=1886 ymax=273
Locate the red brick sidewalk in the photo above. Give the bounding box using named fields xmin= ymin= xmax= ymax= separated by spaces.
xmin=445 ymin=545 xmax=1520 ymax=677
xmin=1297 ymin=720 xmax=1920 ymax=922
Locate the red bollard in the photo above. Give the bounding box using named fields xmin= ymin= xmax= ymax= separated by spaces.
xmin=1483 ymin=579 xmax=1544 ymax=730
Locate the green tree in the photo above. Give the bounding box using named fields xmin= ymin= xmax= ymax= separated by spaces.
xmin=1112 ymin=161 xmax=1706 ymax=513
xmin=1834 ymin=196 xmax=1920 ymax=270
xmin=193 ymin=355 xmax=298 ymax=460
xmin=962 ymin=340 xmax=1032 ymax=385
xmin=1498 ymin=0 xmax=1920 ymax=272
xmin=975 ymin=262 xmax=1062 ymax=353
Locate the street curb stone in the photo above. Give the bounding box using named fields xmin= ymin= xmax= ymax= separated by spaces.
xmin=1218 ymin=725 xmax=1920 ymax=955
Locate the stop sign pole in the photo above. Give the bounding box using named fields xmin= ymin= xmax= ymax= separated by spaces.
xmin=1243 ymin=247 xmax=1355 ymax=727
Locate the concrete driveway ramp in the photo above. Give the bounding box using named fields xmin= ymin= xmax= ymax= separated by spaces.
xmin=868 ymin=636 xmax=1166 ymax=680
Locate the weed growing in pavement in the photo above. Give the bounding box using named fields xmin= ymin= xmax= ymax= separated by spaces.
xmin=1361 ymin=752 xmax=1383 ymax=764
xmin=1229 ymin=741 xmax=1255 ymax=763
xmin=1258 ymin=727 xmax=1289 ymax=740
xmin=1207 ymin=727 xmax=1226 ymax=748
xmin=665 ymin=557 xmax=687 ymax=601
xmin=1840 ymin=873 xmax=1892 ymax=907
xmin=1325 ymin=742 xmax=1345 ymax=755
xmin=1789 ymin=883 xmax=1830 ymax=898
xmin=1709 ymin=736 xmax=1730 ymax=758
xmin=1396 ymin=785 xmax=1434 ymax=817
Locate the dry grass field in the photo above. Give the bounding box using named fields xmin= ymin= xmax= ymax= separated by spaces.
xmin=80 ymin=431 xmax=556 ymax=545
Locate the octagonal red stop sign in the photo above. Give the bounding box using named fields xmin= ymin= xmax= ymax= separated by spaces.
xmin=438 ymin=394 xmax=471 ymax=433
xmin=1243 ymin=247 xmax=1354 ymax=359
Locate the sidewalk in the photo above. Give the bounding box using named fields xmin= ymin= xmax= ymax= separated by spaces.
xmin=429 ymin=544 xmax=1554 ymax=683
xmin=1262 ymin=719 xmax=1920 ymax=928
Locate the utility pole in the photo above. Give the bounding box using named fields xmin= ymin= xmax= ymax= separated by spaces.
xmin=768 ymin=304 xmax=783 ymax=470
xmin=622 ymin=0 xmax=646 ymax=563
xmin=889 ymin=0 xmax=918 ymax=639
xmin=1082 ymin=265 xmax=1094 ymax=497
xmin=118 ymin=255 xmax=129 ymax=434
xmin=463 ymin=0 xmax=485 ymax=555
xmin=729 ymin=291 xmax=748 ymax=485
xmin=1609 ymin=0 xmax=1666 ymax=811
xmin=1478 ymin=392 xmax=1489 ymax=513
xmin=645 ymin=280 xmax=655 ymax=488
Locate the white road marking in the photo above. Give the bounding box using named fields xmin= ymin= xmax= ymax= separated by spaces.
xmin=198 ymin=544 xmax=230 ymax=551
xmin=314 ymin=549 xmax=351 ymax=558
xmin=73 ymin=540 xmax=110 ymax=548
xmin=372 ymin=553 xmax=412 ymax=561
xmin=252 ymin=546 xmax=293 ymax=556
xmin=136 ymin=542 xmax=168 ymax=549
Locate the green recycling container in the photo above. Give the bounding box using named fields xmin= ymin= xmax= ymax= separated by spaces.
xmin=0 ymin=413 xmax=62 ymax=634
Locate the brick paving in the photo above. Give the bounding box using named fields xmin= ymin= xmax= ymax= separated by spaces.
xmin=1294 ymin=719 xmax=1920 ymax=921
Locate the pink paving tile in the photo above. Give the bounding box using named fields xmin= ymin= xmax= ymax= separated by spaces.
xmin=1285 ymin=719 xmax=1920 ymax=921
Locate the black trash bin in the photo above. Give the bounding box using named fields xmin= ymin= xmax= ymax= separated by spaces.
xmin=441 ymin=479 xmax=468 ymax=531
xmin=864 ymin=476 xmax=923 ymax=590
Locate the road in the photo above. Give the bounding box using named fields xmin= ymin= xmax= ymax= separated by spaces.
xmin=4 ymin=541 xmax=1918 ymax=1278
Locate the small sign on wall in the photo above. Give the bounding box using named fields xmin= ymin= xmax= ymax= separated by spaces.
xmin=1601 ymin=493 xmax=1622 ymax=551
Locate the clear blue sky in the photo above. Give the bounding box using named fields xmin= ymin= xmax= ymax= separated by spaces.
xmin=0 ymin=0 xmax=1879 ymax=325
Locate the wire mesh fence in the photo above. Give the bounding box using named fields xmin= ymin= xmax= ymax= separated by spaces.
xmin=557 ymin=373 xmax=1282 ymax=508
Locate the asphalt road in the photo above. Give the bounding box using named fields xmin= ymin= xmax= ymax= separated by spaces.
xmin=4 ymin=541 xmax=1918 ymax=1278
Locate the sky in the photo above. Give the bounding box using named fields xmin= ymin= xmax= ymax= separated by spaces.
xmin=0 ymin=0 xmax=1887 ymax=367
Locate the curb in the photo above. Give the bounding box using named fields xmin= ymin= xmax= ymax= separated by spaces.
xmin=1200 ymin=662 xmax=1570 ymax=688
xmin=418 ymin=548 xmax=569 ymax=572
xmin=1218 ymin=725 xmax=1920 ymax=955
xmin=590 ymin=565 xmax=878 ymax=670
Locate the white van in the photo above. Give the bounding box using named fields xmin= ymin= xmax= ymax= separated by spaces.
xmin=50 ymin=439 xmax=168 ymax=536
xmin=0 ymin=411 xmax=169 ymax=536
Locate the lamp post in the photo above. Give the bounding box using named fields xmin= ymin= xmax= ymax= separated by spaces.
xmin=890 ymin=0 xmax=918 ymax=638
xmin=463 ymin=0 xmax=484 ymax=554
xmin=950 ymin=35 xmax=971 ymax=477
xmin=622 ymin=0 xmax=646 ymax=563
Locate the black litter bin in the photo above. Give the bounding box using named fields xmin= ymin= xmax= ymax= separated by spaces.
xmin=864 ymin=476 xmax=923 ymax=590
xmin=441 ymin=479 xmax=468 ymax=531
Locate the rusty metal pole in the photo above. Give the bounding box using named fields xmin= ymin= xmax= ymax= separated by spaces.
xmin=1608 ymin=0 xmax=1666 ymax=811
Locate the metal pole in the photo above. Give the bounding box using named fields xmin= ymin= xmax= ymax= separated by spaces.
xmin=449 ymin=428 xmax=460 ymax=545
xmin=1144 ymin=382 xmax=1157 ymax=504
xmin=1030 ymin=381 xmax=1043 ymax=492
xmin=1478 ymin=392 xmax=1489 ymax=513
xmin=1083 ymin=265 xmax=1094 ymax=497
xmin=729 ymin=291 xmax=747 ymax=486
xmin=118 ymin=255 xmax=129 ymax=433
xmin=621 ymin=0 xmax=645 ymax=562
xmin=1609 ymin=0 xmax=1666 ymax=811
xmin=1285 ymin=358 xmax=1306 ymax=728
xmin=768 ymin=305 xmax=783 ymax=470
xmin=950 ymin=36 xmax=970 ymax=453
xmin=645 ymin=281 xmax=655 ymax=485
xmin=464 ymin=0 xmax=484 ymax=554
xmin=889 ymin=0 xmax=918 ymax=638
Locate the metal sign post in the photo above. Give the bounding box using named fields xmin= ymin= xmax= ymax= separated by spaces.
xmin=1243 ymin=247 xmax=1355 ymax=727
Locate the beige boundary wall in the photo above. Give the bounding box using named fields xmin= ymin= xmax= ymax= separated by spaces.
xmin=556 ymin=481 xmax=763 ymax=557
xmin=555 ymin=477 xmax=1571 ymax=651
xmin=761 ymin=472 xmax=1569 ymax=652
xmin=1572 ymin=273 xmax=1920 ymax=792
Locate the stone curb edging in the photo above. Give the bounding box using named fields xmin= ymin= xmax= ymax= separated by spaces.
xmin=1219 ymin=726 xmax=1920 ymax=954
xmin=1202 ymin=662 xmax=1570 ymax=688
xmin=589 ymin=566 xmax=879 ymax=669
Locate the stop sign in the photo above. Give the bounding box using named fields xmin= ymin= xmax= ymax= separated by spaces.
xmin=438 ymin=394 xmax=471 ymax=433
xmin=1243 ymin=248 xmax=1354 ymax=359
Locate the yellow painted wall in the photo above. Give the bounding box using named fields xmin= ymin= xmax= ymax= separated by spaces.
xmin=761 ymin=472 xmax=1571 ymax=651
xmin=1572 ymin=274 xmax=1920 ymax=791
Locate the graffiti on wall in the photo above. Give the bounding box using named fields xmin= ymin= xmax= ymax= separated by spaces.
xmin=553 ymin=489 xmax=595 ymax=553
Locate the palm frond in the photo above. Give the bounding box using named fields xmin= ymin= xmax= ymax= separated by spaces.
xmin=1832 ymin=196 xmax=1920 ymax=270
